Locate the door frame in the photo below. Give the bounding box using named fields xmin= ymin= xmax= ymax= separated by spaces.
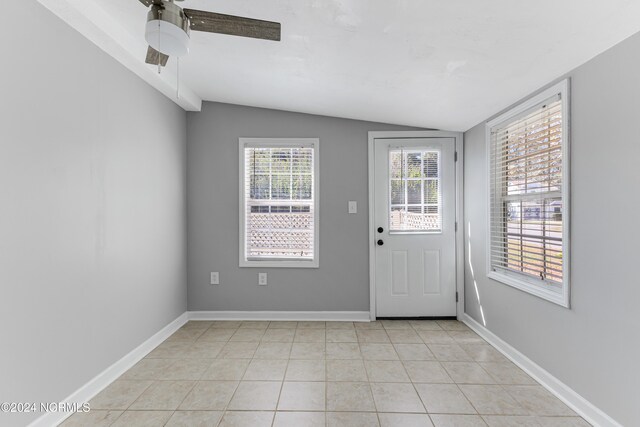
xmin=368 ymin=131 xmax=464 ymax=321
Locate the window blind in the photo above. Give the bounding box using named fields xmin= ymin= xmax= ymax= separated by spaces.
xmin=489 ymin=94 xmax=564 ymax=286
xmin=243 ymin=144 xmax=315 ymax=261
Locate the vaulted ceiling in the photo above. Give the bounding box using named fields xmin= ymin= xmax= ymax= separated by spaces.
xmin=39 ymin=0 xmax=640 ymax=130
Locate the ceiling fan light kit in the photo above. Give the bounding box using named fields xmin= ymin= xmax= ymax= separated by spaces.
xmin=145 ymin=2 xmax=190 ymax=57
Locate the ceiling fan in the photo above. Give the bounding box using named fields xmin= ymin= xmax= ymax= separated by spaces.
xmin=137 ymin=0 xmax=281 ymax=67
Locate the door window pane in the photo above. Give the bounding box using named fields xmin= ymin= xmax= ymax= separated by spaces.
xmin=388 ymin=149 xmax=441 ymax=231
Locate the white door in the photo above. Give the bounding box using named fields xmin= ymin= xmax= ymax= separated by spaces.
xmin=373 ymin=137 xmax=457 ymax=317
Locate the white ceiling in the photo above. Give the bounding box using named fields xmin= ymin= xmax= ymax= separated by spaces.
xmin=41 ymin=0 xmax=640 ymax=130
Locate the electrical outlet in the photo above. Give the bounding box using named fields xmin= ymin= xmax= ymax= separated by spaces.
xmin=348 ymin=201 xmax=357 ymax=214
xmin=258 ymin=272 xmax=268 ymax=286
xmin=210 ymin=272 xmax=219 ymax=285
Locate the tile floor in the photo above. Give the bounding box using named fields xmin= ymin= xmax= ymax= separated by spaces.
xmin=61 ymin=320 xmax=590 ymax=427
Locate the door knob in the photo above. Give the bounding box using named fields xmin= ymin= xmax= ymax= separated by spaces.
xmin=377 ymin=227 xmax=384 ymax=233
xmin=377 ymin=239 xmax=384 ymax=246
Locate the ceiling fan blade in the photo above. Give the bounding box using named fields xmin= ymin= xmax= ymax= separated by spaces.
xmin=183 ymin=9 xmax=281 ymax=41
xmin=145 ymin=46 xmax=169 ymax=67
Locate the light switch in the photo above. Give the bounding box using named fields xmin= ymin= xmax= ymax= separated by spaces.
xmin=210 ymin=272 xmax=219 ymax=285
xmin=348 ymin=201 xmax=358 ymax=214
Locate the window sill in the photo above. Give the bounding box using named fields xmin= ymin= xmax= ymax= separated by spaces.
xmin=240 ymin=259 xmax=319 ymax=269
xmin=487 ymin=270 xmax=569 ymax=308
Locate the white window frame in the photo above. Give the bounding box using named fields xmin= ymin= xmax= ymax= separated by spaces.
xmin=239 ymin=138 xmax=320 ymax=268
xmin=387 ymin=147 xmax=443 ymax=234
xmin=485 ymin=79 xmax=570 ymax=308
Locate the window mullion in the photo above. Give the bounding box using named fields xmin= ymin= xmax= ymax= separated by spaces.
xmin=268 ymin=149 xmax=273 ymax=251
xmin=421 ymin=152 xmax=425 ymax=214
xmin=518 ymin=200 xmax=523 ymax=272
xmin=403 ymin=150 xmax=408 ymax=215
xmin=501 ymin=191 xmax=562 ymax=202
xmin=289 ymin=148 xmax=293 ymax=254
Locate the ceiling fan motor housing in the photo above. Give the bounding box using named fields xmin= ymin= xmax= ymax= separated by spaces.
xmin=145 ymin=2 xmax=190 ymax=57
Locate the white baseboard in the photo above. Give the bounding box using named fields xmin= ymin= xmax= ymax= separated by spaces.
xmin=461 ymin=313 xmax=621 ymax=427
xmin=188 ymin=310 xmax=371 ymax=322
xmin=30 ymin=313 xmax=188 ymax=427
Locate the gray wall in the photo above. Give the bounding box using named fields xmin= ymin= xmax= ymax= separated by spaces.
xmin=464 ymin=32 xmax=640 ymax=426
xmin=0 ymin=3 xmax=187 ymax=426
xmin=187 ymin=103 xmax=419 ymax=311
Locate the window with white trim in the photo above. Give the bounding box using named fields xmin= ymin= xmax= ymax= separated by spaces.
xmin=239 ymin=138 xmax=319 ymax=268
xmin=487 ymin=80 xmax=570 ymax=307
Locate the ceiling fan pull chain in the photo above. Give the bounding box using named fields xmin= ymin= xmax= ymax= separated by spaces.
xmin=157 ymin=11 xmax=162 ymax=74
xmin=177 ymin=57 xmax=180 ymax=100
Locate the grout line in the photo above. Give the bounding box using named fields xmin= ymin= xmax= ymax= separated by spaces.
xmin=271 ymin=377 xmax=285 ymax=427
xmin=359 ymin=337 xmax=378 ymax=417
xmin=200 ymin=323 xmax=239 ymax=426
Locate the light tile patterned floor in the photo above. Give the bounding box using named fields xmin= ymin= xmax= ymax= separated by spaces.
xmin=61 ymin=320 xmax=591 ymax=427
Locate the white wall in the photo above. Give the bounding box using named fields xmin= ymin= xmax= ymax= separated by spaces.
xmin=0 ymin=3 xmax=187 ymax=426
xmin=187 ymin=102 xmax=420 ymax=311
xmin=464 ymin=32 xmax=640 ymax=426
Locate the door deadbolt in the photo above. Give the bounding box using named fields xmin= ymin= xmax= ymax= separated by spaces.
xmin=377 ymin=227 xmax=384 ymax=233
